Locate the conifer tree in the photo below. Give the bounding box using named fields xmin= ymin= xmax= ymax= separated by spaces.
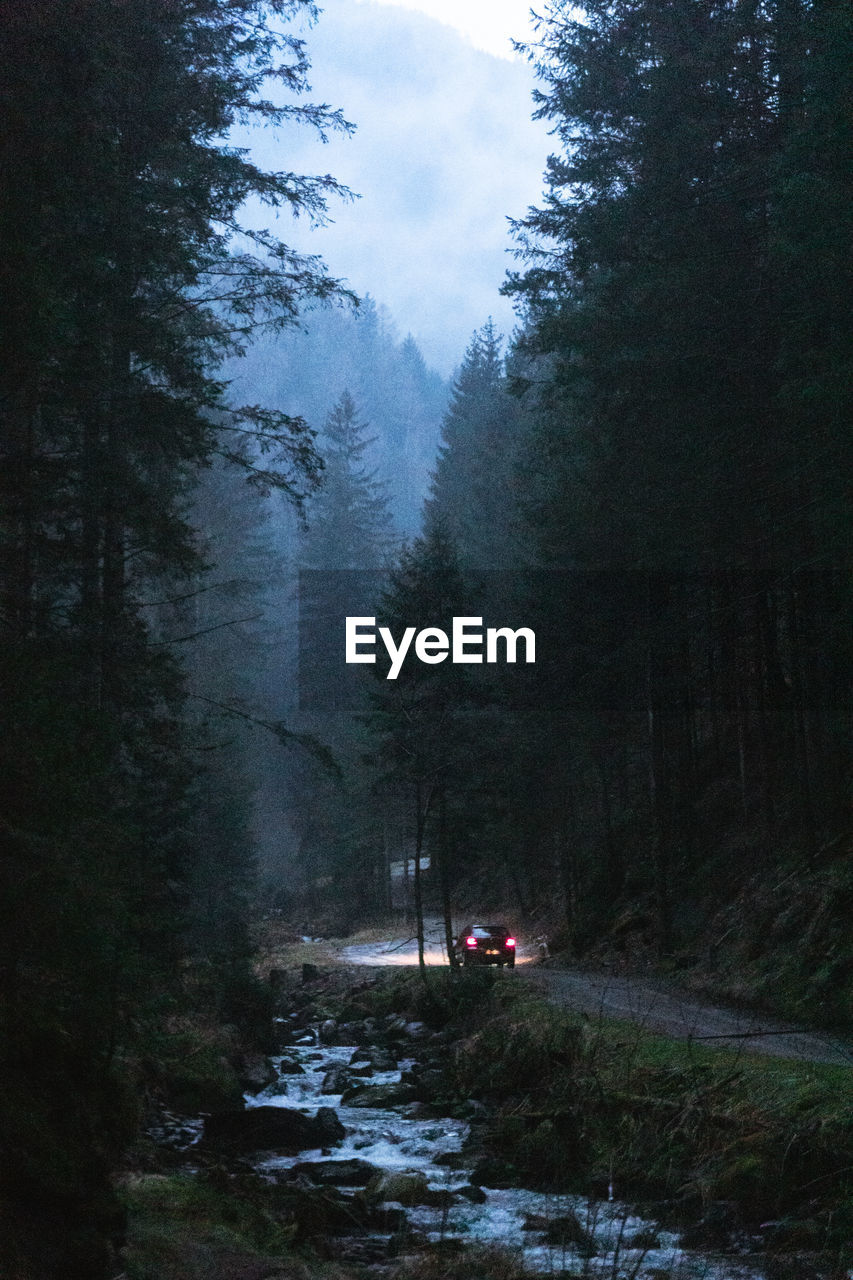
xmin=426 ymin=321 xmax=525 ymax=569
xmin=300 ymin=390 xmax=396 ymax=569
xmin=0 ymin=2 xmax=352 ymax=1270
xmin=500 ymin=0 xmax=851 ymax=949
xmin=366 ymin=524 xmax=478 ymax=973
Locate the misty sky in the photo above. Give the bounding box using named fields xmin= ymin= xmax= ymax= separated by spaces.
xmin=241 ymin=0 xmax=550 ymax=374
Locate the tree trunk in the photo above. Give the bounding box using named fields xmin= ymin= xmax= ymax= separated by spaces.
xmin=646 ymin=578 xmax=672 ymax=955
xmin=437 ymin=789 xmax=458 ymax=967
xmin=413 ymin=779 xmax=428 ymax=981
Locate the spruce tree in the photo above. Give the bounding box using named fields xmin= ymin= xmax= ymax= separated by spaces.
xmin=0 ymin=2 xmax=352 ymax=1271
xmin=426 ymin=321 xmax=525 ymax=569
xmin=300 ymin=390 xmax=396 ymax=570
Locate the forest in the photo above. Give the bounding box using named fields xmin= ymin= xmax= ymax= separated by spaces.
xmin=0 ymin=0 xmax=850 ymax=1277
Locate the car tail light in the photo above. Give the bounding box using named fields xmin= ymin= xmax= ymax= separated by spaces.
xmin=465 ymin=935 xmax=477 ymax=948
xmin=505 ymin=937 xmax=516 ymax=948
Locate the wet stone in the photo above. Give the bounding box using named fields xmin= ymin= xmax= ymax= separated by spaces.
xmin=367 ymin=1046 xmax=397 ymax=1071
xmin=203 ymin=1104 xmax=344 ymax=1154
xmin=456 ymin=1183 xmax=487 ymax=1204
xmin=371 ymin=1203 xmax=408 ymax=1232
xmin=341 ymin=1082 xmax=418 ymax=1108
xmin=290 ymin=1157 xmax=379 ymax=1186
xmin=470 ymin=1155 xmax=518 ymax=1188
xmin=321 ymin=1064 xmax=352 ymax=1094
xmin=318 ymin=1018 xmax=338 ymax=1044
xmin=365 ymin=1170 xmax=438 ymax=1207
xmin=314 ymin=1106 xmax=347 ymax=1144
xmin=239 ymin=1053 xmax=278 ymax=1095
xmin=542 ymin=1212 xmax=596 ymax=1254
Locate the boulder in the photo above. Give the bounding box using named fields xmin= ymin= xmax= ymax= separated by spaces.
xmin=277 ymin=1056 xmax=305 ymax=1075
xmin=291 ymin=1158 xmax=379 ymax=1186
xmin=542 ymin=1212 xmax=596 ymax=1254
xmin=367 ymin=1046 xmax=397 ymax=1072
xmin=364 ymin=1170 xmax=447 ymax=1207
xmin=238 ymin=1053 xmax=278 ymax=1095
xmin=314 ymin=1106 xmax=347 ymax=1144
xmin=203 ymin=1104 xmax=344 ymax=1153
xmin=321 ymin=1065 xmax=352 ymax=1094
xmin=456 ymin=1183 xmax=487 ymax=1204
xmin=369 ymin=1203 xmax=408 ymax=1232
xmin=470 ymin=1155 xmax=518 ymax=1189
xmin=318 ymin=1018 xmax=338 ymax=1044
xmin=340 ymin=1082 xmax=418 ymax=1109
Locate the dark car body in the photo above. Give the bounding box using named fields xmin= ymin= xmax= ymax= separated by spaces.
xmin=454 ymin=924 xmax=516 ymax=967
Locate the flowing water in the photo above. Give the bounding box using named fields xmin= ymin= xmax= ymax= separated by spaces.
xmin=245 ymin=1036 xmax=768 ymax=1279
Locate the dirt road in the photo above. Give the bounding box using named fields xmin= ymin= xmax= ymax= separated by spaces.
xmin=526 ymin=967 xmax=852 ymax=1066
xmin=340 ymin=916 xmax=852 ymax=1067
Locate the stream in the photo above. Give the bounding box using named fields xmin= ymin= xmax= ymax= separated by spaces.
xmin=241 ymin=1032 xmax=769 ymax=1279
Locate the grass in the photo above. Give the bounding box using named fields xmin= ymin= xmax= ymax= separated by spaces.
xmin=389 ymin=1243 xmax=526 ymax=1280
xmin=450 ymin=978 xmax=853 ymax=1263
xmin=119 ymin=1171 xmax=362 ymax=1280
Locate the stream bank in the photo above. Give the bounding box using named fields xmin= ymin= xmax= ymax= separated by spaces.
xmin=119 ymin=965 xmax=852 ymax=1279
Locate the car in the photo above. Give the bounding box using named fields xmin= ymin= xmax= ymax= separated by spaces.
xmin=454 ymin=924 xmax=516 ymax=968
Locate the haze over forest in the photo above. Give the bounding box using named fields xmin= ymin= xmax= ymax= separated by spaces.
xmin=0 ymin=0 xmax=850 ymax=1275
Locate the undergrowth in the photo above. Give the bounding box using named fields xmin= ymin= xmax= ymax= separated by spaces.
xmin=119 ymin=1171 xmax=358 ymax=1280
xmin=450 ymin=978 xmax=853 ymax=1264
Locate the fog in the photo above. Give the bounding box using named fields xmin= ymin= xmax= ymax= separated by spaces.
xmin=239 ymin=0 xmax=550 ymax=373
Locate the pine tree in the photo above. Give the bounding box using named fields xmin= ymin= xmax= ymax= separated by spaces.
xmin=499 ymin=0 xmax=851 ymax=950
xmin=365 ymin=524 xmax=480 ymax=973
xmin=300 ymin=390 xmax=396 ymax=569
xmin=0 ymin=2 xmax=352 ymax=1271
xmin=426 ymin=321 xmax=525 ymax=569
